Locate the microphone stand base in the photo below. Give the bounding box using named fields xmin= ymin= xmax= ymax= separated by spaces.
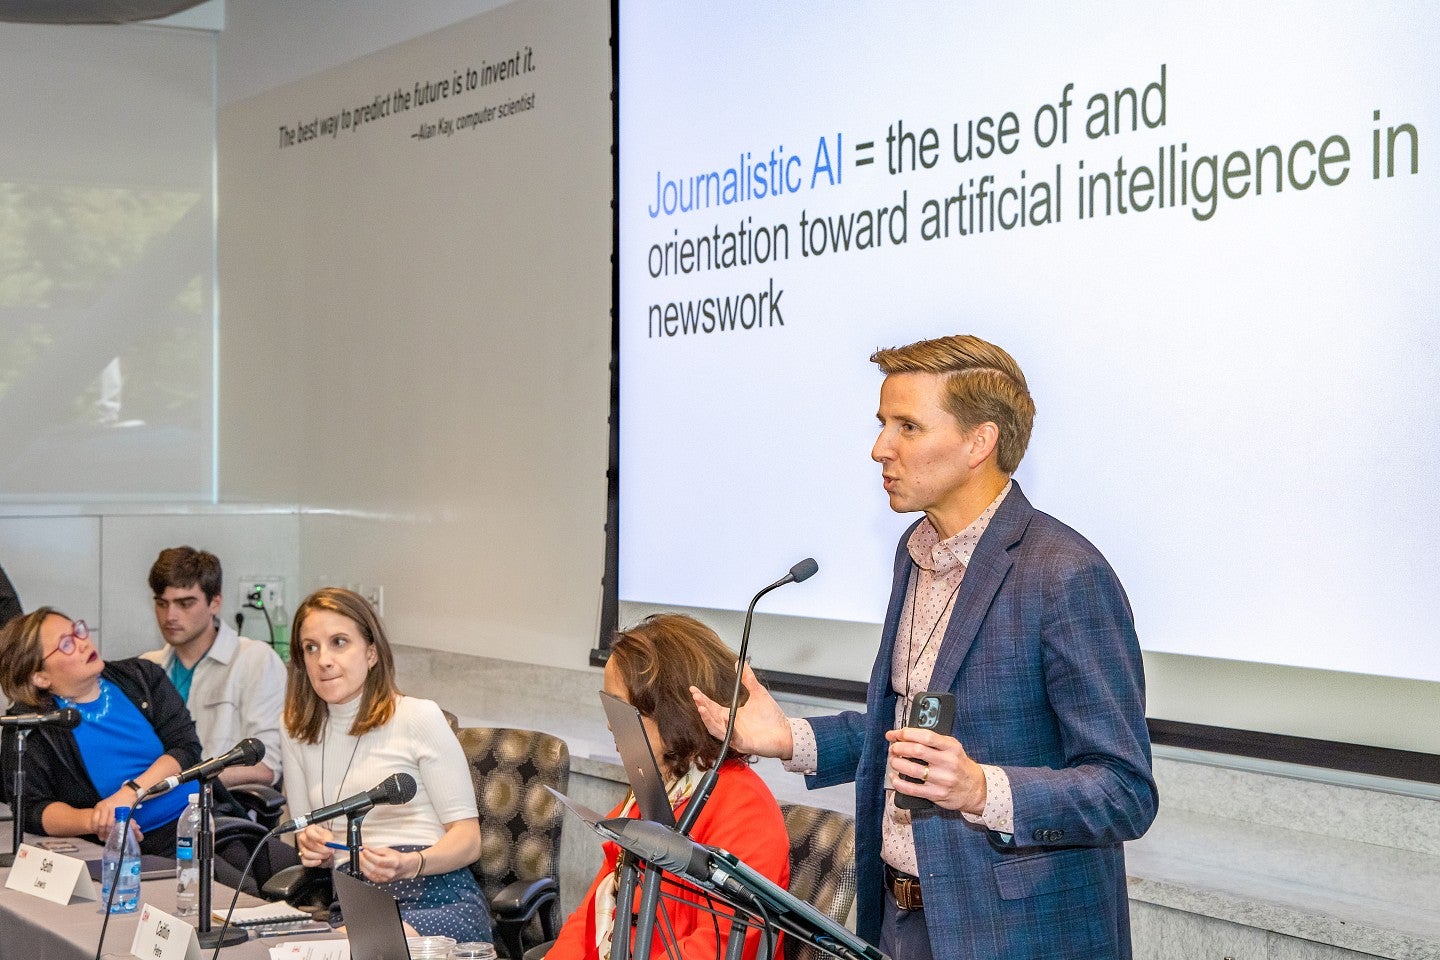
xmin=197 ymin=925 xmax=251 ymax=949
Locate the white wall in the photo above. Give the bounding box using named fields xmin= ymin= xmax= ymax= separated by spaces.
xmin=216 ymin=0 xmax=515 ymax=106
xmin=0 ymin=507 xmax=299 ymax=659
xmin=0 ymin=516 xmax=101 ymax=633
xmin=1 ymin=1 xmax=610 ymax=680
xmin=0 ymin=22 xmax=216 ymax=501
xmin=217 ymin=0 xmax=613 ymax=666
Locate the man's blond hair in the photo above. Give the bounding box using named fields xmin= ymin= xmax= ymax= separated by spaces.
xmin=871 ymin=334 xmax=1035 ymax=474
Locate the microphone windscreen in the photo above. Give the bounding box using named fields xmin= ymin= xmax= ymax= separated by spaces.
xmin=378 ymin=772 xmax=418 ymax=805
xmin=237 ymin=737 xmax=266 ymax=764
xmin=789 ymin=557 xmax=819 ymax=583
xmin=56 ymin=707 xmax=82 ymax=730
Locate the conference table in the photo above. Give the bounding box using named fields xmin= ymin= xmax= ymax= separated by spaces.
xmin=0 ymin=836 xmax=284 ymax=960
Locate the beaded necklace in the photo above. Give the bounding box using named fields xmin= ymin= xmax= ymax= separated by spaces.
xmin=59 ymin=679 xmax=113 ymax=724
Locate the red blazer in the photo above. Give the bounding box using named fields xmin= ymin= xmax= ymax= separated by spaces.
xmin=548 ymin=759 xmax=790 ymax=960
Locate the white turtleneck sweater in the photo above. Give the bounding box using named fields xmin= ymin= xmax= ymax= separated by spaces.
xmin=280 ymin=695 xmax=476 ymax=850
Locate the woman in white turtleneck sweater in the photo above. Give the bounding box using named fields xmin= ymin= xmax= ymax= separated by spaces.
xmin=279 ymin=587 xmax=490 ymax=943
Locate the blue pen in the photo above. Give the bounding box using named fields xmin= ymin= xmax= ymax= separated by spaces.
xmin=324 ymin=841 xmax=355 ymax=851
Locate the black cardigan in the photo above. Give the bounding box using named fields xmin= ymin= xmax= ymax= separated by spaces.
xmin=2 ymin=657 xmax=204 ymax=838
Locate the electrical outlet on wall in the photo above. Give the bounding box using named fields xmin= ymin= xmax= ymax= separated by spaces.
xmin=240 ymin=578 xmax=285 ymax=616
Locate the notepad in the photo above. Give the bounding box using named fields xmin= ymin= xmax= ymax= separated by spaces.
xmin=214 ymin=901 xmax=313 ymax=926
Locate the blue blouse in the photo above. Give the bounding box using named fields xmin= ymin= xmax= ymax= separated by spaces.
xmin=63 ymin=678 xmax=196 ymax=832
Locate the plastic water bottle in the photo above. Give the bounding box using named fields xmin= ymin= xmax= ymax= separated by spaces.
xmin=271 ymin=598 xmax=290 ymax=662
xmin=99 ymin=807 xmax=141 ymax=914
xmin=175 ymin=795 xmax=202 ymax=917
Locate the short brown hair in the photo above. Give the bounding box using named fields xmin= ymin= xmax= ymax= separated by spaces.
xmin=149 ymin=547 xmax=223 ymax=602
xmin=0 ymin=607 xmax=68 ymax=709
xmin=608 ymin=613 xmax=748 ymax=773
xmin=871 ymin=334 xmax=1035 ymax=474
xmin=283 ymin=588 xmax=399 ymax=744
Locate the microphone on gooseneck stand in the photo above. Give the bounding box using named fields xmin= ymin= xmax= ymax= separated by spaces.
xmin=276 ymin=773 xmax=418 ymax=833
xmin=627 ymin=558 xmax=818 ymax=960
xmin=0 ymin=706 xmax=82 ymax=729
xmin=1 ymin=709 xmax=80 ymax=868
xmin=610 ymin=817 xmax=751 ymax=901
xmin=206 ymin=775 xmax=419 ymax=959
xmin=139 ymin=737 xmax=265 ymax=800
xmin=676 ymin=557 xmax=818 ymax=837
xmin=174 ymin=739 xmax=269 ymax=952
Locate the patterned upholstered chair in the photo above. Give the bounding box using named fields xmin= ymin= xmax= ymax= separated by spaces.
xmin=440 ymin=708 xmax=461 ymax=733
xmin=457 ymin=727 xmax=571 ymax=960
xmin=780 ymin=802 xmax=858 ymax=960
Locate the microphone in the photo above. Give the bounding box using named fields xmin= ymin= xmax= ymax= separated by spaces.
xmin=141 ymin=738 xmax=265 ymax=799
xmin=677 ymin=557 xmax=818 ymax=835
xmin=602 ymin=816 xmax=879 ymax=960
xmin=277 ymin=773 xmax=417 ymax=833
xmin=608 ymin=819 xmax=749 ymax=901
xmin=781 ymin=557 xmax=819 ymax=585
xmin=0 ymin=707 xmax=81 ymax=730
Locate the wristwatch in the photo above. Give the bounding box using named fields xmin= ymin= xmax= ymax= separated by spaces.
xmin=124 ymin=778 xmax=143 ymax=796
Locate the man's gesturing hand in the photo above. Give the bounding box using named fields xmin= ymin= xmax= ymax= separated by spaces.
xmin=690 ymin=663 xmax=795 ymax=761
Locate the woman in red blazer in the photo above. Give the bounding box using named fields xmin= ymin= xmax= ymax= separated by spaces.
xmin=546 ymin=614 xmax=790 ymax=960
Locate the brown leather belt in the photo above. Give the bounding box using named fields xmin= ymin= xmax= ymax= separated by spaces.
xmin=884 ymin=863 xmax=924 ymax=911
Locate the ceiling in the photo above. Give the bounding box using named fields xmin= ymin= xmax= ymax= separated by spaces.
xmin=0 ymin=0 xmax=207 ymax=24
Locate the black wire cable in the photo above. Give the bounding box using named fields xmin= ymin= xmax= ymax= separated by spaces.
xmin=92 ymin=808 xmax=136 ymax=960
xmin=650 ymin=874 xmax=769 ymax=960
xmin=242 ymin=586 xmax=279 ymax=650
xmin=255 ymin=603 xmax=277 ymax=650
xmin=654 ymin=890 xmax=682 ymax=960
xmin=701 ymin=889 xmax=722 ymax=952
xmin=209 ymin=823 xmax=288 ymax=960
xmin=751 ymin=898 xmax=776 ymax=960
xmin=659 ymin=874 xmax=816 ymax=960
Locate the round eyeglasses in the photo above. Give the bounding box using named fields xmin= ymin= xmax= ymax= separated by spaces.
xmin=44 ymin=620 xmax=90 ymax=660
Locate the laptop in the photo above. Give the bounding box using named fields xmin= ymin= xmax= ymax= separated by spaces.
xmin=334 ymin=869 xmax=411 ymax=960
xmin=85 ymin=853 xmax=172 ymax=882
xmin=599 ymin=690 xmax=675 ymax=827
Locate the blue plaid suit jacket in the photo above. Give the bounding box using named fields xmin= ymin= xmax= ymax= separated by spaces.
xmin=808 ymin=483 xmax=1158 ymax=960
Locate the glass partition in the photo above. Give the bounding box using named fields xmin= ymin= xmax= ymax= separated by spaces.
xmin=0 ymin=23 xmax=216 ymax=500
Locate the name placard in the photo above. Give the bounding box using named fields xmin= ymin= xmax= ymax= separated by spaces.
xmin=131 ymin=904 xmax=202 ymax=960
xmin=3 ymin=843 xmax=96 ymax=905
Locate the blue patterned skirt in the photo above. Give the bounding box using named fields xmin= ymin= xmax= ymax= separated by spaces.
xmin=335 ymin=844 xmax=492 ymax=943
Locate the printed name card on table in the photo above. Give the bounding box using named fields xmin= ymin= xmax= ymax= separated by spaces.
xmin=131 ymin=903 xmax=202 ymax=960
xmin=3 ymin=843 xmax=96 ymax=905
xmin=267 ymin=941 xmax=351 ymax=960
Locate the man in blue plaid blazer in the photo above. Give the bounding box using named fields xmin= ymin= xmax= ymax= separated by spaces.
xmin=694 ymin=334 xmax=1157 ymax=959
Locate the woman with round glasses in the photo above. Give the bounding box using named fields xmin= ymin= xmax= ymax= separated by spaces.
xmin=0 ymin=607 xmax=204 ymax=855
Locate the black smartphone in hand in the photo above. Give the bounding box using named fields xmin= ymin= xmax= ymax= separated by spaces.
xmin=894 ymin=691 xmax=956 ymax=811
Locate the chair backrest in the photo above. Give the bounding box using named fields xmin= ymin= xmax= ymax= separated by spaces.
xmin=780 ymin=802 xmax=858 ymax=960
xmin=214 ymin=814 xmax=299 ymax=897
xmin=455 ymin=726 xmax=571 ymax=902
